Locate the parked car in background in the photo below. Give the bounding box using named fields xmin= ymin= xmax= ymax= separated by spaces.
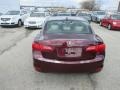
xmin=0 ymin=10 xmax=28 ymax=27
xmin=100 ymin=14 xmax=120 ymax=30
xmin=77 ymin=12 xmax=91 ymax=23
xmin=91 ymin=11 xmax=106 ymax=23
xmin=24 ymin=12 xmax=47 ymax=29
xmin=32 ymin=16 xmax=105 ymax=73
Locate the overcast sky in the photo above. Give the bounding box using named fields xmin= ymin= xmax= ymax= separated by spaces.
xmin=20 ymin=0 xmax=120 ymax=10
xmin=0 ymin=0 xmax=119 ymax=13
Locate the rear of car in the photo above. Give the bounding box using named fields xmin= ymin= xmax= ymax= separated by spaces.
xmin=32 ymin=17 xmax=105 ymax=73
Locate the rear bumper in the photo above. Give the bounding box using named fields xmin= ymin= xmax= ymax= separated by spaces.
xmin=33 ymin=55 xmax=104 ymax=72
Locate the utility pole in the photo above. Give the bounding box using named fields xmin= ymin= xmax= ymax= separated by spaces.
xmin=118 ymin=1 xmax=120 ymax=12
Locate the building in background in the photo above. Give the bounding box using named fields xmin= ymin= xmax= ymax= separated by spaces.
xmin=20 ymin=0 xmax=79 ymax=8
xmin=20 ymin=0 xmax=79 ymax=13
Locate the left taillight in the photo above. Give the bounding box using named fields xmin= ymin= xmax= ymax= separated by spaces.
xmin=86 ymin=44 xmax=105 ymax=53
xmin=32 ymin=42 xmax=54 ymax=52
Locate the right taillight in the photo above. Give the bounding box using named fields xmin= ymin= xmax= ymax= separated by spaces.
xmin=32 ymin=42 xmax=54 ymax=52
xmin=96 ymin=44 xmax=105 ymax=53
xmin=86 ymin=44 xmax=105 ymax=53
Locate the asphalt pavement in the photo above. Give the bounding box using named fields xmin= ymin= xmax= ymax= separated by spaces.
xmin=0 ymin=23 xmax=120 ymax=90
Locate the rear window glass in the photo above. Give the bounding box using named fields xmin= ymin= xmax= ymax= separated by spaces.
xmin=45 ymin=20 xmax=92 ymax=34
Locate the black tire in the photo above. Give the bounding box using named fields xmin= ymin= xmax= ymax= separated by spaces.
xmin=18 ymin=20 xmax=22 ymax=27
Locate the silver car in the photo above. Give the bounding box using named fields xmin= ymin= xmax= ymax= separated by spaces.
xmin=77 ymin=12 xmax=92 ymax=23
xmin=91 ymin=11 xmax=106 ymax=23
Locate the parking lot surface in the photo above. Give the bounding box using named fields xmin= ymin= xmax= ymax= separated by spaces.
xmin=0 ymin=23 xmax=120 ymax=90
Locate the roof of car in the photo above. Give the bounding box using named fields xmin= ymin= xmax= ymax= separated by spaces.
xmin=46 ymin=16 xmax=88 ymax=22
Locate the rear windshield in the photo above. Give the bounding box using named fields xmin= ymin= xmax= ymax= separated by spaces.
xmin=44 ymin=20 xmax=92 ymax=34
xmin=111 ymin=15 xmax=120 ymax=20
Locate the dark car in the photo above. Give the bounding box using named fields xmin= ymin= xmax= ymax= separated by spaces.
xmin=32 ymin=16 xmax=105 ymax=73
xmin=100 ymin=14 xmax=120 ymax=30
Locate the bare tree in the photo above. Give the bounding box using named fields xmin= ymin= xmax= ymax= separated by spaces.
xmin=81 ymin=0 xmax=100 ymax=11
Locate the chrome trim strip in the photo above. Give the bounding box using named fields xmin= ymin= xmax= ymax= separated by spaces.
xmin=35 ymin=56 xmax=104 ymax=64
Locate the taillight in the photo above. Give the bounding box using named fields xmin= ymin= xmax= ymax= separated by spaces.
xmin=86 ymin=44 xmax=105 ymax=53
xmin=97 ymin=44 xmax=105 ymax=53
xmin=32 ymin=42 xmax=54 ymax=52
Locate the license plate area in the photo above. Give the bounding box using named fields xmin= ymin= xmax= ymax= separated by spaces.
xmin=57 ymin=48 xmax=82 ymax=58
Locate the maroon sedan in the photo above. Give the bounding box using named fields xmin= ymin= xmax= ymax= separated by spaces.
xmin=32 ymin=16 xmax=105 ymax=73
xmin=100 ymin=14 xmax=120 ymax=30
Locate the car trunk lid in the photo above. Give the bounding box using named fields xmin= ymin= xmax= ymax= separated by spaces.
xmin=35 ymin=34 xmax=97 ymax=61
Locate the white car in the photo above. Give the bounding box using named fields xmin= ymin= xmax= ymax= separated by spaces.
xmin=24 ymin=12 xmax=47 ymax=29
xmin=0 ymin=10 xmax=28 ymax=27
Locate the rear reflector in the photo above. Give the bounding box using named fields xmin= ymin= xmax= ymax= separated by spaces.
xmin=86 ymin=44 xmax=105 ymax=53
xmin=32 ymin=42 xmax=53 ymax=52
